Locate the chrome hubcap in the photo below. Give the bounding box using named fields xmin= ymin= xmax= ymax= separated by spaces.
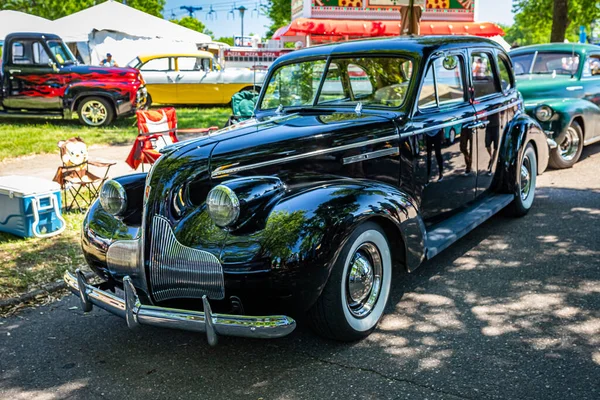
xmin=520 ymin=159 xmax=531 ymax=200
xmin=81 ymin=101 xmax=108 ymax=126
xmin=559 ymin=127 xmax=580 ymax=161
xmin=346 ymin=243 xmax=382 ymax=318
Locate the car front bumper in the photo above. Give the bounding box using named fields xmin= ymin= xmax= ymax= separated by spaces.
xmin=64 ymin=270 xmax=296 ymax=346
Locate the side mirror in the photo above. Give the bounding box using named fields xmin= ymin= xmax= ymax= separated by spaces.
xmin=49 ymin=60 xmax=59 ymax=72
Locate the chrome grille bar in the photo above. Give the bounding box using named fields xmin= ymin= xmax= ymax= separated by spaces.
xmin=149 ymin=216 xmax=225 ymax=302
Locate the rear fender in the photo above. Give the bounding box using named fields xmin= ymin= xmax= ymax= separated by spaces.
xmin=498 ymin=112 xmax=548 ymax=194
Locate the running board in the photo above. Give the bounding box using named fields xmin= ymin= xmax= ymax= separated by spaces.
xmin=425 ymin=194 xmax=513 ymax=259
xmin=0 ymin=110 xmax=64 ymax=119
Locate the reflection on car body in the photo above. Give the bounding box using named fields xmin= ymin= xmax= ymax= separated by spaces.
xmin=67 ymin=36 xmax=550 ymax=346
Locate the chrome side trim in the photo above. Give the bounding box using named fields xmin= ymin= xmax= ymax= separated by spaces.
xmin=584 ymin=135 xmax=600 ymax=146
xmin=343 ymin=147 xmax=400 ymax=165
xmin=405 ymin=115 xmax=476 ymax=137
xmin=65 ymin=270 xmax=296 ymax=345
xmin=211 ymin=134 xmax=399 ymax=177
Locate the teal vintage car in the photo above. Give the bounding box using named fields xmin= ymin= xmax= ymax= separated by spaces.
xmin=510 ymin=43 xmax=600 ymax=168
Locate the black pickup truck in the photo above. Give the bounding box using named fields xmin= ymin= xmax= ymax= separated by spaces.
xmin=0 ymin=32 xmax=147 ymax=127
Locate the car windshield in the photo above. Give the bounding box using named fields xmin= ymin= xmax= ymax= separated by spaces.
xmin=260 ymin=56 xmax=414 ymax=110
xmin=127 ymin=57 xmax=142 ymax=68
xmin=512 ymin=51 xmax=580 ymax=76
xmin=46 ymin=40 xmax=76 ymax=65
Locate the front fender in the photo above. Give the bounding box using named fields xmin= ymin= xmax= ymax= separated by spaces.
xmin=64 ymin=81 xmax=136 ymax=111
xmin=498 ymin=112 xmax=548 ymax=195
xmin=219 ymin=179 xmax=426 ymax=311
xmin=524 ymin=97 xmax=599 ymax=142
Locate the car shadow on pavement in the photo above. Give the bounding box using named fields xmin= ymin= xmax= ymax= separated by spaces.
xmin=1 ymin=188 xmax=599 ymax=400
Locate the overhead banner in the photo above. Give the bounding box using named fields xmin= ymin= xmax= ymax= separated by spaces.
xmin=293 ymin=0 xmax=475 ymax=21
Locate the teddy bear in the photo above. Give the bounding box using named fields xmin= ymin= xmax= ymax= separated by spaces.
xmin=58 ymin=137 xmax=89 ymax=167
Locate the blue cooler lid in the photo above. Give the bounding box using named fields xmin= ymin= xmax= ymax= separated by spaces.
xmin=0 ymin=175 xmax=60 ymax=198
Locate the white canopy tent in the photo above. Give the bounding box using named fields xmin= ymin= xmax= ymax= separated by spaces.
xmin=0 ymin=10 xmax=56 ymax=41
xmin=52 ymin=0 xmax=212 ymax=65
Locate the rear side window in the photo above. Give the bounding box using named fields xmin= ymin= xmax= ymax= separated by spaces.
xmin=471 ymin=52 xmax=500 ymax=98
xmin=497 ymin=55 xmax=513 ymax=92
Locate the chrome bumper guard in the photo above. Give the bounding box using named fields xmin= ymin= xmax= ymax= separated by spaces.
xmin=547 ymin=137 xmax=558 ymax=149
xmin=64 ymin=270 xmax=296 ymax=346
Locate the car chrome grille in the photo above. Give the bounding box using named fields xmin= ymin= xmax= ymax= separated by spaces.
xmin=149 ymin=215 xmax=225 ymax=302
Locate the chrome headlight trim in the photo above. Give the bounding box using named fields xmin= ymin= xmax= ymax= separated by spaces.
xmin=206 ymin=184 xmax=240 ymax=228
xmin=99 ymin=179 xmax=127 ymax=216
xmin=535 ymin=105 xmax=553 ymax=122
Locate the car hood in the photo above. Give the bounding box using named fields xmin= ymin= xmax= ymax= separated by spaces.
xmin=61 ymin=64 xmax=140 ymax=81
xmin=146 ymin=109 xmax=399 ymax=224
xmin=515 ymin=74 xmax=577 ymax=100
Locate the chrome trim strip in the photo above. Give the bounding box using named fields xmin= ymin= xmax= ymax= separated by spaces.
xmin=211 ymin=134 xmax=399 ymax=177
xmin=65 ymin=271 xmax=296 ymax=345
xmin=403 ymin=100 xmax=521 ymax=137
xmin=584 ymin=135 xmax=600 ymax=146
xmin=343 ymin=147 xmax=400 ymax=165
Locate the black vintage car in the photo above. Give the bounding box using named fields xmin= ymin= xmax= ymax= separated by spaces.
xmin=66 ymin=36 xmax=550 ymax=345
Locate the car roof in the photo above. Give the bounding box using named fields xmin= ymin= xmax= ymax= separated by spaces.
xmin=5 ymin=32 xmax=62 ymax=41
xmin=137 ymin=51 xmax=214 ymax=62
xmin=272 ymin=35 xmax=504 ymax=68
xmin=509 ymin=43 xmax=600 ymax=55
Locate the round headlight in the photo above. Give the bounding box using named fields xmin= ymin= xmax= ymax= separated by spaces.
xmin=535 ymin=105 xmax=553 ymax=122
xmin=206 ymin=185 xmax=240 ymax=228
xmin=99 ymin=180 xmax=127 ymax=216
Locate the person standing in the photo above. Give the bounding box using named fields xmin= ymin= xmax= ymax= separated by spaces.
xmin=100 ymin=53 xmax=118 ymax=67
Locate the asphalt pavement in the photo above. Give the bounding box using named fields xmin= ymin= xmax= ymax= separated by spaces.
xmin=1 ymin=146 xmax=599 ymax=400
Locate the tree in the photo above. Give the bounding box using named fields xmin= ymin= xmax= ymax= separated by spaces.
xmin=215 ymin=37 xmax=235 ymax=46
xmin=262 ymin=0 xmax=291 ymax=39
xmin=551 ymin=0 xmax=569 ymax=42
xmin=507 ymin=0 xmax=600 ymax=46
xmin=0 ymin=0 xmax=166 ymax=20
xmin=170 ymin=16 xmax=213 ymax=37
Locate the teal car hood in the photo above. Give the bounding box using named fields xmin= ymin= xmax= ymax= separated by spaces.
xmin=515 ymin=74 xmax=578 ymax=101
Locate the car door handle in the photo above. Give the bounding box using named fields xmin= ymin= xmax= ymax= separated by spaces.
xmin=465 ymin=120 xmax=490 ymax=129
xmin=9 ymin=69 xmax=21 ymax=74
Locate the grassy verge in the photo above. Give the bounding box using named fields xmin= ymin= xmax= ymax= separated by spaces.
xmin=0 ymin=212 xmax=86 ymax=301
xmin=0 ymin=107 xmax=231 ymax=162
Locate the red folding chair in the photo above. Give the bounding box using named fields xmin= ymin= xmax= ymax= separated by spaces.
xmin=126 ymin=108 xmax=219 ymax=171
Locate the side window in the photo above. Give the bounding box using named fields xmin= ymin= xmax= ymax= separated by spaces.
xmin=434 ymin=56 xmax=465 ymax=105
xmin=32 ymin=42 xmax=50 ymax=65
xmin=418 ymin=55 xmax=465 ymax=109
xmin=471 ymin=52 xmax=500 ymax=98
xmin=179 ymin=57 xmax=210 ymax=71
xmin=497 ymin=55 xmax=513 ymax=92
xmin=583 ymin=55 xmax=600 ymax=77
xmin=140 ymin=58 xmax=170 ymax=71
xmin=12 ymin=41 xmax=30 ymax=64
xmin=418 ymin=65 xmax=436 ymax=109
xmin=348 ymin=64 xmax=373 ymax=98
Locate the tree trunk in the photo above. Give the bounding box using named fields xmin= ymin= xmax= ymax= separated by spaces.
xmin=550 ymin=0 xmax=569 ymax=42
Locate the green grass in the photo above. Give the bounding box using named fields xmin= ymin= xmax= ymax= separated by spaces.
xmin=0 ymin=212 xmax=85 ymax=300
xmin=0 ymin=107 xmax=231 ymax=162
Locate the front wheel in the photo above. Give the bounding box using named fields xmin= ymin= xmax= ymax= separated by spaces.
xmin=77 ymin=96 xmax=114 ymax=127
xmin=509 ymin=143 xmax=537 ymax=217
xmin=548 ymin=120 xmax=583 ymax=169
xmin=308 ymin=222 xmax=392 ymax=341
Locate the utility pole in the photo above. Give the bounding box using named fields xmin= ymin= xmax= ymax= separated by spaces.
xmin=237 ymin=6 xmax=247 ymax=46
xmin=180 ymin=6 xmax=203 ymax=18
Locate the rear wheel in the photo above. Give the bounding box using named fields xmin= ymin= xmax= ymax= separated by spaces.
xmin=549 ymin=120 xmax=583 ymax=169
xmin=509 ymin=143 xmax=537 ymax=217
xmin=77 ymin=96 xmax=114 ymax=127
xmin=308 ymin=222 xmax=392 ymax=341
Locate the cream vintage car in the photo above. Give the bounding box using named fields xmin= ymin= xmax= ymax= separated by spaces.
xmin=127 ymin=51 xmax=265 ymax=105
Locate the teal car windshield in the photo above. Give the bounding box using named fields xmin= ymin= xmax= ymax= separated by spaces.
xmin=512 ymin=51 xmax=580 ymax=76
xmin=260 ymin=56 xmax=414 ymax=109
